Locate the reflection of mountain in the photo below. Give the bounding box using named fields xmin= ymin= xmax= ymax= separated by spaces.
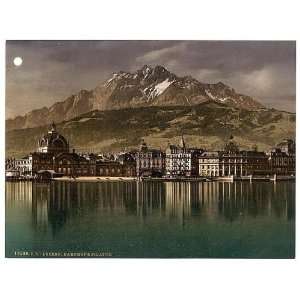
xmin=6 ymin=181 xmax=295 ymax=235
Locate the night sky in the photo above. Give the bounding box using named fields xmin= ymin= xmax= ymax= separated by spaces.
xmin=6 ymin=40 xmax=296 ymax=119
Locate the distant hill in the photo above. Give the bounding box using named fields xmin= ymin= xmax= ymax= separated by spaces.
xmin=6 ymin=65 xmax=264 ymax=131
xmin=6 ymin=102 xmax=295 ymax=158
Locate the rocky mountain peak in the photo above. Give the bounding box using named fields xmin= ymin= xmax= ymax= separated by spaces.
xmin=153 ymin=65 xmax=168 ymax=74
xmin=141 ymin=64 xmax=153 ymax=72
xmin=134 ymin=64 xmax=174 ymax=82
xmin=6 ymin=64 xmax=266 ymax=131
xmin=216 ymin=81 xmax=226 ymax=87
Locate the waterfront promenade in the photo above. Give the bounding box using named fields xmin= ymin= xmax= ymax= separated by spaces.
xmin=50 ymin=174 xmax=295 ymax=183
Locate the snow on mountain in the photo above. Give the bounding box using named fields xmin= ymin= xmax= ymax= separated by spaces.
xmin=144 ymin=78 xmax=175 ymax=99
xmin=6 ymin=65 xmax=265 ymax=131
xmin=205 ymin=90 xmax=216 ymax=100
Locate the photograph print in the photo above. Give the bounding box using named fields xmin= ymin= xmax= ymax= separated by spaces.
xmin=5 ymin=40 xmax=296 ymax=258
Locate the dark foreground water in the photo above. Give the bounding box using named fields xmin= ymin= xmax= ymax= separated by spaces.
xmin=6 ymin=181 xmax=295 ymax=258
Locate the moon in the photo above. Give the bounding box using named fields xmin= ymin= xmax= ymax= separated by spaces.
xmin=13 ymin=57 xmax=23 ymax=67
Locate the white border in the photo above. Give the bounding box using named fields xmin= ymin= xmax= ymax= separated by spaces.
xmin=0 ymin=1 xmax=299 ymax=300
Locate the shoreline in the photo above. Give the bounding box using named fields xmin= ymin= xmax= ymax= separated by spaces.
xmin=53 ymin=176 xmax=137 ymax=182
xmin=6 ymin=175 xmax=295 ymax=183
xmin=52 ymin=175 xmax=295 ymax=183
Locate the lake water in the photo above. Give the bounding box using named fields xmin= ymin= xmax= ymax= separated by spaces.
xmin=5 ymin=180 xmax=295 ymax=258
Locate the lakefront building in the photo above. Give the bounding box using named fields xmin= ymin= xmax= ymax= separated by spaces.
xmin=96 ymin=152 xmax=136 ymax=177
xmin=5 ymin=123 xmax=296 ymax=180
xmin=6 ymin=123 xmax=138 ymax=179
xmin=165 ymin=136 xmax=203 ymax=177
xmin=136 ymin=140 xmax=165 ymax=177
xmin=276 ymin=139 xmax=295 ymax=154
xmin=199 ymin=137 xmax=270 ymax=177
xmin=31 ymin=123 xmax=95 ymax=177
xmin=6 ymin=123 xmax=94 ymax=178
xmin=199 ymin=151 xmax=270 ymax=177
xmin=37 ymin=122 xmax=69 ymax=154
xmin=199 ymin=151 xmax=222 ymax=177
xmin=219 ymin=151 xmax=269 ymax=177
xmin=268 ymin=139 xmax=296 ymax=175
xmin=6 ymin=156 xmax=33 ymax=176
xmin=54 ymin=152 xmax=96 ymax=176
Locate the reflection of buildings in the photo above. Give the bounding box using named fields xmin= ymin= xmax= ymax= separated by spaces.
xmin=6 ymin=181 xmax=295 ymax=236
xmin=32 ymin=184 xmax=50 ymax=231
xmin=5 ymin=182 xmax=49 ymax=233
xmin=165 ymin=182 xmax=191 ymax=223
xmin=136 ymin=182 xmax=165 ymax=218
xmin=136 ymin=181 xmax=294 ymax=223
xmin=146 ymin=181 xmax=294 ymax=222
xmin=6 ymin=181 xmax=33 ymax=210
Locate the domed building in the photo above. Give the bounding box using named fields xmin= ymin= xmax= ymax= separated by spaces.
xmin=224 ymin=135 xmax=239 ymax=153
xmin=37 ymin=122 xmax=69 ymax=155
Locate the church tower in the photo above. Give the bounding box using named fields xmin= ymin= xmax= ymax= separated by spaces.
xmin=180 ymin=134 xmax=186 ymax=149
xmin=48 ymin=121 xmax=57 ymax=133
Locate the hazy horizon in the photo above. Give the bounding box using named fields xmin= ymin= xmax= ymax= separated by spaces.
xmin=6 ymin=40 xmax=296 ymax=119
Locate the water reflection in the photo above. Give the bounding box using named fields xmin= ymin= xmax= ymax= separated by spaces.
xmin=6 ymin=180 xmax=295 ymax=236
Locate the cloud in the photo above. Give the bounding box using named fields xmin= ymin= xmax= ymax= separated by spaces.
xmin=191 ymin=63 xmax=296 ymax=111
xmin=136 ymin=42 xmax=187 ymax=65
xmin=6 ymin=40 xmax=296 ymax=118
xmin=229 ymin=63 xmax=295 ymax=101
xmin=193 ymin=69 xmax=224 ymax=83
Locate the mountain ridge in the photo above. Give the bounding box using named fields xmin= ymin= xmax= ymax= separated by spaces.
xmin=6 ymin=101 xmax=295 ymax=158
xmin=6 ymin=65 xmax=265 ymax=131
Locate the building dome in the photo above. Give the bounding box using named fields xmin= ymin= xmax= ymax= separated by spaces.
xmin=224 ymin=135 xmax=239 ymax=153
xmin=37 ymin=122 xmax=69 ymax=154
xmin=139 ymin=139 xmax=148 ymax=152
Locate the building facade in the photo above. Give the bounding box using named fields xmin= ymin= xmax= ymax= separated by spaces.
xmin=54 ymin=152 xmax=96 ymax=176
xmin=166 ymin=136 xmax=203 ymax=177
xmin=96 ymin=161 xmax=135 ymax=177
xmin=136 ymin=140 xmax=165 ymax=177
xmin=276 ymin=139 xmax=295 ymax=154
xmin=6 ymin=156 xmax=33 ymax=176
xmin=199 ymin=151 xmax=222 ymax=177
xmin=25 ymin=123 xmax=97 ymax=177
xmin=267 ymin=139 xmax=295 ymax=175
xmin=37 ymin=122 xmax=69 ymax=155
xmin=199 ymin=151 xmax=270 ymax=177
xmin=219 ymin=151 xmax=269 ymax=177
xmin=5 ymin=124 xmax=295 ymax=179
